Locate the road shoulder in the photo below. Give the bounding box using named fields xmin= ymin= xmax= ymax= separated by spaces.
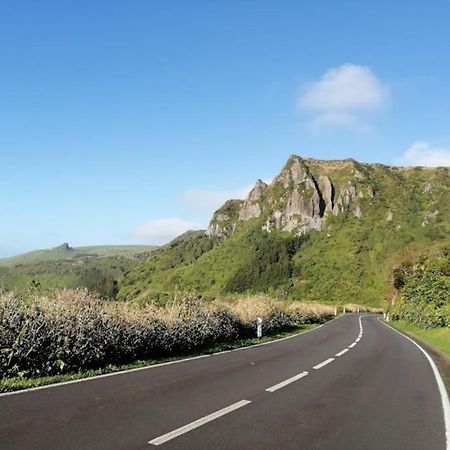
xmin=389 ymin=321 xmax=450 ymax=396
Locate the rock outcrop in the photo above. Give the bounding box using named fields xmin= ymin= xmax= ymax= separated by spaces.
xmin=207 ymin=155 xmax=374 ymax=238
xmin=239 ymin=180 xmax=267 ymax=221
xmin=206 ymin=199 xmax=243 ymax=238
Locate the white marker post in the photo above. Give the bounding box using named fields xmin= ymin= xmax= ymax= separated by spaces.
xmin=343 ymin=307 xmax=346 ymax=314
xmin=257 ymin=317 xmax=263 ymax=339
xmin=334 ymin=307 xmax=338 ymax=316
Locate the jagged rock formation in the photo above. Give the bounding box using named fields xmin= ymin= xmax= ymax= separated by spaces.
xmin=208 ymin=155 xmax=373 ymax=238
xmin=238 ymin=180 xmax=267 ymax=221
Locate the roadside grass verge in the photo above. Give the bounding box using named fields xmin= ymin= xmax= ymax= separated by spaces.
xmin=391 ymin=320 xmax=450 ymax=358
xmin=0 ymin=323 xmax=316 ymax=394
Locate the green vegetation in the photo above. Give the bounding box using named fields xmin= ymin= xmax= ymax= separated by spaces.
xmin=0 ymin=244 xmax=156 ymax=298
xmin=391 ymin=321 xmax=450 ymax=358
xmin=118 ymin=223 xmax=308 ymax=303
xmin=0 ymin=256 xmax=139 ymax=298
xmin=391 ymin=254 xmax=450 ymax=328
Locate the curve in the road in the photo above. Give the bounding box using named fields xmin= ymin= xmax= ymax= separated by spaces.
xmin=380 ymin=319 xmax=450 ymax=450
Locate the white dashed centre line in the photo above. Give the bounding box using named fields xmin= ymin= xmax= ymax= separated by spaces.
xmin=148 ymin=400 xmax=251 ymax=446
xmin=335 ymin=349 xmax=349 ymax=357
xmin=266 ymin=371 xmax=309 ymax=393
xmin=348 ymin=342 xmax=357 ymax=349
xmin=313 ymin=358 xmax=335 ymax=370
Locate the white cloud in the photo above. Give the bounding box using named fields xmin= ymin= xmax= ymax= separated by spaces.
xmin=134 ymin=218 xmax=204 ymax=244
xmin=298 ymin=63 xmax=389 ymax=132
xmin=400 ymin=141 xmax=450 ymax=167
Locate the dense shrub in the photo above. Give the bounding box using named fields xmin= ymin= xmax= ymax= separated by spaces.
xmin=391 ymin=257 xmax=450 ymax=328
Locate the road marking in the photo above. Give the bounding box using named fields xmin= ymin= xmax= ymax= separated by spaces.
xmin=313 ymin=358 xmax=335 ymax=370
xmin=380 ymin=320 xmax=450 ymax=449
xmin=148 ymin=400 xmax=251 ymax=446
xmin=335 ymin=349 xmax=349 ymax=357
xmin=266 ymin=371 xmax=309 ymax=393
xmin=348 ymin=342 xmax=357 ymax=348
xmin=356 ymin=338 xmax=361 ymax=342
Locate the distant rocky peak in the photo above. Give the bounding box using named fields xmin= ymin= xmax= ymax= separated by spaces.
xmin=53 ymin=243 xmax=73 ymax=252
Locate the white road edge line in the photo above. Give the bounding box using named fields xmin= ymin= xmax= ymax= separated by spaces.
xmin=336 ymin=349 xmax=349 ymax=357
xmin=379 ymin=319 xmax=450 ymax=450
xmin=313 ymin=358 xmax=335 ymax=370
xmin=0 ymin=315 xmax=346 ymax=398
xmin=348 ymin=343 xmax=357 ymax=349
xmin=148 ymin=400 xmax=251 ymax=446
xmin=266 ymin=371 xmax=309 ymax=393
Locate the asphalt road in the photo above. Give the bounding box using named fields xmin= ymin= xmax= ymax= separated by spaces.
xmin=1 ymin=314 xmax=448 ymax=449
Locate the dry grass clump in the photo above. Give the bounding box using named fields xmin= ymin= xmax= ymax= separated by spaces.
xmin=286 ymin=302 xmax=335 ymax=324
xmin=343 ymin=303 xmax=383 ymax=314
xmin=344 ymin=303 xmax=366 ymax=313
xmin=213 ymin=295 xmax=294 ymax=336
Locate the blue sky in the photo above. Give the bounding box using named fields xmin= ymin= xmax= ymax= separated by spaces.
xmin=1 ymin=1 xmax=450 ymax=256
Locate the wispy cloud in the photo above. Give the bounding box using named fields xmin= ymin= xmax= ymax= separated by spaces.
xmin=134 ymin=218 xmax=204 ymax=245
xmin=400 ymin=141 xmax=450 ymax=167
xmin=298 ymin=63 xmax=389 ymax=132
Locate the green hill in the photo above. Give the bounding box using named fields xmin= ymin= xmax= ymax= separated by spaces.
xmin=0 ymin=244 xmax=156 ymax=267
xmin=0 ymin=244 xmax=157 ymax=298
xmin=118 ymin=155 xmax=450 ymax=306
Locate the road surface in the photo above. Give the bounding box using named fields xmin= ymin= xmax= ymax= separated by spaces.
xmin=1 ymin=314 xmax=448 ymax=449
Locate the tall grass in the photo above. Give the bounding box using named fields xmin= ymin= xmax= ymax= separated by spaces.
xmin=0 ymin=290 xmax=349 ymax=380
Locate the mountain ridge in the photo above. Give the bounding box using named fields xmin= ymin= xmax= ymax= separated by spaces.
xmin=117 ymin=154 xmax=449 ymax=306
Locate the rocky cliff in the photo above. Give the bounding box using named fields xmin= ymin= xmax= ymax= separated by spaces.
xmin=207 ymin=155 xmax=374 ymax=238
